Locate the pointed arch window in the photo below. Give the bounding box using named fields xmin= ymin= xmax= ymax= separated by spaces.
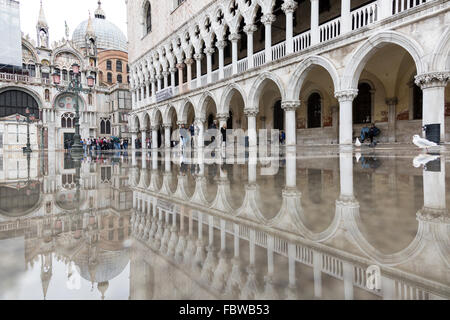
xmin=145 ymin=2 xmax=152 ymax=34
xmin=117 ymin=74 xmax=123 ymax=83
xmin=107 ymin=72 xmax=112 ymax=83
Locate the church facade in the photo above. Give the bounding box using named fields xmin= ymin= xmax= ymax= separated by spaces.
xmin=0 ymin=1 xmax=131 ymax=152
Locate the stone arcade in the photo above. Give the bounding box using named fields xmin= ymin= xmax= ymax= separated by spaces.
xmin=127 ymin=0 xmax=450 ymax=149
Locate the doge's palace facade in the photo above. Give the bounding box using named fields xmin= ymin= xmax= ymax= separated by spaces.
xmin=127 ymin=0 xmax=450 ymax=148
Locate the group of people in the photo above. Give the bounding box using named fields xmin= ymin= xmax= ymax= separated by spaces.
xmin=82 ymin=137 xmax=129 ymax=152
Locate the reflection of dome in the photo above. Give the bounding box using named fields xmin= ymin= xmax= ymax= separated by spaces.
xmin=77 ymin=249 xmax=129 ymax=283
xmin=55 ymin=190 xmax=86 ymax=211
xmin=0 ymin=183 xmax=41 ymax=217
xmin=72 ymin=6 xmax=127 ymax=52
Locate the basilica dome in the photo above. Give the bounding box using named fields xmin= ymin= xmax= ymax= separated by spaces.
xmin=72 ymin=1 xmax=127 ymax=52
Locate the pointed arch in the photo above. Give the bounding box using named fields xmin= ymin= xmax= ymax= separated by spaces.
xmin=219 ymin=83 xmax=247 ymax=114
xmin=430 ymin=26 xmax=450 ymax=71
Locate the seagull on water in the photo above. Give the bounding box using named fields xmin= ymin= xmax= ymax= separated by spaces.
xmin=413 ymin=135 xmax=438 ymax=150
xmin=355 ymin=138 xmax=362 ymax=147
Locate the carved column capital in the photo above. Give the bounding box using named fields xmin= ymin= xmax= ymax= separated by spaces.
xmin=415 ymin=72 xmax=450 ymax=89
xmin=216 ymin=40 xmax=227 ymax=50
xmin=244 ymin=109 xmax=258 ymax=117
xmin=216 ymin=113 xmax=229 ymax=121
xmin=150 ymin=125 xmax=160 ymax=131
xmin=184 ymin=58 xmax=194 ymax=66
xmin=385 ymin=97 xmax=398 ymax=106
xmin=204 ymin=47 xmax=215 ymax=56
xmin=229 ymin=33 xmax=241 ymax=42
xmin=261 ymin=14 xmax=276 ymax=26
xmin=194 ymin=53 xmax=204 ymax=61
xmin=243 ymin=24 xmax=257 ymax=34
xmin=335 ymin=89 xmax=359 ymax=102
xmin=281 ymin=100 xmax=301 ymax=111
xmin=176 ymin=63 xmax=186 ymax=70
xmin=282 ymin=0 xmax=298 ymax=14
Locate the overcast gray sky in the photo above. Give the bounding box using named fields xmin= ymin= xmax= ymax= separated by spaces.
xmin=19 ymin=0 xmax=127 ymax=44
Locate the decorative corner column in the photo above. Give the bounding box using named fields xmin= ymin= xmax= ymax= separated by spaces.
xmin=204 ymin=47 xmax=215 ymax=84
xmin=335 ymin=90 xmax=359 ymax=145
xmin=261 ymin=13 xmax=276 ymax=63
xmin=415 ymin=72 xmax=450 ymax=142
xmin=282 ymin=101 xmax=300 ymax=146
xmin=243 ymin=24 xmax=257 ymax=69
xmin=194 ymin=53 xmax=204 ymax=88
xmin=386 ymin=97 xmax=398 ymax=143
xmin=229 ymin=33 xmax=241 ymax=75
xmin=150 ymin=78 xmax=157 ymax=100
xmin=310 ymin=0 xmax=319 ymax=45
xmin=282 ymin=0 xmax=298 ymax=55
xmin=216 ymin=41 xmax=227 ymax=80
xmin=331 ymin=105 xmax=339 ymax=143
xmin=244 ymin=109 xmax=258 ymax=147
xmin=157 ymin=74 xmax=163 ymax=92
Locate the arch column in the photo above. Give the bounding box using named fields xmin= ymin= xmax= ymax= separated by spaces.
xmin=216 ymin=113 xmax=229 ymax=129
xmin=415 ymin=72 xmax=450 ymax=142
xmin=151 ymin=78 xmax=157 ymax=100
xmin=131 ymin=130 xmax=138 ymax=150
xmin=245 ymin=110 xmax=258 ymax=147
xmin=282 ymin=1 xmax=298 ymax=55
xmin=341 ymin=0 xmax=351 ymax=34
xmin=163 ymin=71 xmax=170 ymax=89
xmin=194 ymin=53 xmax=203 ymax=88
xmin=204 ymin=47 xmax=215 ymax=84
xmin=145 ymin=80 xmax=151 ymax=103
xmin=151 ymin=125 xmax=159 ymax=149
xmin=335 ymin=90 xmax=358 ymax=145
xmin=176 ymin=63 xmax=185 ymax=93
xmin=163 ymin=123 xmax=172 ymax=149
xmin=195 ymin=117 xmax=206 ymax=148
xmin=230 ymin=33 xmax=241 ymax=75
xmin=185 ymin=58 xmax=194 ymax=90
xmin=261 ymin=14 xmax=276 ymax=63
xmin=282 ymin=101 xmax=300 ymax=146
xmin=157 ymin=74 xmax=163 ymax=92
xmin=244 ymin=24 xmax=257 ymax=69
xmin=170 ymin=67 xmax=177 ymax=89
xmin=141 ymin=130 xmax=147 ymax=149
xmin=217 ymin=41 xmax=227 ymax=80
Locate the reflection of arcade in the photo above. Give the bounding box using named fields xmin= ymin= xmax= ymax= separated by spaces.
xmin=129 ymin=150 xmax=449 ymax=300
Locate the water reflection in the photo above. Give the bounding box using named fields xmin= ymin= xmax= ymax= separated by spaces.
xmin=0 ymin=149 xmax=449 ymax=300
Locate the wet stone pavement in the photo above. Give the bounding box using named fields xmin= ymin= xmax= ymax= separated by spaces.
xmin=0 ymin=146 xmax=449 ymax=300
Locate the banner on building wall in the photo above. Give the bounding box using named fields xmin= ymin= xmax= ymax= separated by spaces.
xmin=156 ymin=88 xmax=173 ymax=103
xmin=0 ymin=0 xmax=22 ymax=68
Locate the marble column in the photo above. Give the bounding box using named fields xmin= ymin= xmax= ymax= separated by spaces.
xmin=230 ymin=33 xmax=241 ymax=75
xmin=310 ymin=0 xmax=319 ymax=45
xmin=335 ymin=90 xmax=358 ymax=145
xmin=185 ymin=58 xmax=194 ymax=90
xmin=415 ymin=72 xmax=450 ymax=142
xmin=282 ymin=101 xmax=300 ymax=146
xmin=244 ymin=24 xmax=257 ymax=69
xmin=204 ymin=47 xmax=215 ymax=84
xmin=282 ymin=0 xmax=298 ymax=55
xmin=261 ymin=14 xmax=276 ymax=63
xmin=141 ymin=130 xmax=147 ymax=150
xmin=196 ymin=118 xmax=206 ymax=148
xmin=151 ymin=126 xmax=159 ymax=149
xmin=164 ymin=124 xmax=172 ymax=149
xmin=177 ymin=63 xmax=186 ymax=93
xmin=170 ymin=67 xmax=177 ymax=89
xmin=163 ymin=71 xmax=169 ymax=89
xmin=341 ymin=0 xmax=351 ymax=34
xmin=217 ymin=113 xmax=229 ymax=129
xmin=386 ymin=97 xmax=398 ymax=143
xmin=217 ymin=40 xmax=227 ymax=80
xmin=194 ymin=53 xmax=203 ymax=88
xmin=245 ymin=110 xmax=258 ymax=147
xmin=132 ymin=132 xmax=138 ymax=149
